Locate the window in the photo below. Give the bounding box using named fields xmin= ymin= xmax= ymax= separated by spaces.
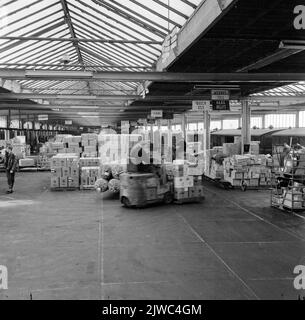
xmin=223 ymin=119 xmax=239 ymax=130
xmin=265 ymin=114 xmax=296 ymax=128
xmin=251 ymin=117 xmax=263 ymax=129
xmin=300 ymin=111 xmax=305 ymax=128
xmin=211 ymin=121 xmax=222 ymax=131
xmin=10 ymin=120 xmax=20 ymax=129
xmin=188 ymin=123 xmax=197 ymax=131
xmin=0 ymin=116 xmax=6 ymax=128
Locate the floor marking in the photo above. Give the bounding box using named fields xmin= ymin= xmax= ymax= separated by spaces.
xmin=98 ymin=220 xmax=103 ymax=300
xmin=0 ymin=196 xmax=15 ymax=200
xmin=293 ymin=212 xmax=305 ymax=221
xmin=208 ymin=240 xmax=304 ymax=245
xmin=247 ymin=277 xmax=294 ymax=281
xmin=100 ymin=193 xmax=105 ymax=300
xmin=102 ymin=281 xmax=170 ymax=286
xmin=202 ymin=186 xmax=305 ymax=241
xmin=177 ymin=213 xmax=260 ymax=300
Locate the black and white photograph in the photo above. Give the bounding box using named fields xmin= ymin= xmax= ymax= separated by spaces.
xmin=0 ymin=0 xmax=305 ymax=307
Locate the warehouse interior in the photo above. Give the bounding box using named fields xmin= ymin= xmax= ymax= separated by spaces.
xmin=1 ymin=0 xmax=305 ymax=300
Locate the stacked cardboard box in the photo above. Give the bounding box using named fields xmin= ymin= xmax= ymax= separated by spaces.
xmin=37 ymin=155 xmax=51 ymax=170
xmin=171 ymin=162 xmax=204 ymax=201
xmin=56 ymin=136 xmax=83 ymax=156
xmin=81 ymin=134 xmax=98 ymax=157
xmin=80 ymin=166 xmax=101 ymax=190
xmin=223 ymin=155 xmax=272 ymax=188
xmin=50 ymin=154 xmax=80 ymax=189
xmin=79 ymin=157 xmax=101 ymax=168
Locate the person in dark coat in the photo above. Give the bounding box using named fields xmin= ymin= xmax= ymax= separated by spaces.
xmin=4 ymin=146 xmax=18 ymax=194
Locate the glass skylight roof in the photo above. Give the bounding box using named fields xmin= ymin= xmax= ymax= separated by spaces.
xmin=0 ymin=0 xmax=201 ymax=109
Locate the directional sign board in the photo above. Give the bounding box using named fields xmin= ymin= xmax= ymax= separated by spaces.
xmin=211 ymin=90 xmax=230 ymax=100
xmin=211 ymin=89 xmax=230 ymax=111
xmin=192 ymin=100 xmax=211 ymax=112
xmin=151 ymin=110 xmax=163 ymax=118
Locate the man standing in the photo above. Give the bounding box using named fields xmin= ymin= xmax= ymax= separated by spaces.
xmin=4 ymin=146 xmax=18 ymax=194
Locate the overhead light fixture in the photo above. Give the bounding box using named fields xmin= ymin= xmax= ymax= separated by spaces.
xmin=194 ymin=85 xmax=240 ymax=90
xmin=279 ymin=40 xmax=305 ymax=50
xmin=82 ymin=116 xmax=99 ymax=118
xmin=25 ymin=70 xmax=94 ymax=79
xmin=57 ymin=95 xmax=96 ymax=100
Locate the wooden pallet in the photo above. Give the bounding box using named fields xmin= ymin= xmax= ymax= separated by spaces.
xmin=51 ymin=187 xmax=79 ymax=192
xmin=174 ymin=197 xmax=204 ymax=204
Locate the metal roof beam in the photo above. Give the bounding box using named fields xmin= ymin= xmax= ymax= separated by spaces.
xmin=60 ymin=0 xmax=83 ymax=65
xmin=156 ymin=0 xmax=237 ymax=71
xmin=1 ymin=70 xmax=305 ymax=82
xmin=0 ymin=36 xmax=162 ymax=45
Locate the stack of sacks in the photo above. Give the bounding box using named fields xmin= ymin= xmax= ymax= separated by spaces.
xmin=81 ymin=134 xmax=98 ymax=157
xmin=223 ymin=154 xmax=272 ymax=187
xmin=171 ymin=161 xmax=204 ymax=201
xmin=110 ymin=163 xmax=128 ymax=179
xmin=80 ymin=166 xmax=101 ymax=190
xmin=94 ymin=178 xmax=109 ymax=193
xmin=108 ymin=179 xmax=120 ymax=193
xmin=50 ymin=154 xmax=80 ymax=189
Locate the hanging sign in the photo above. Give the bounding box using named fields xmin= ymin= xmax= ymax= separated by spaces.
xmin=163 ymin=112 xmax=174 ymax=120
xmin=192 ymin=100 xmax=211 ymax=112
xmin=151 ymin=110 xmax=163 ymax=118
xmin=211 ymin=90 xmax=230 ymax=111
xmin=38 ymin=115 xmax=48 ymax=121
xmin=65 ymin=120 xmax=72 ymax=125
xmin=211 ymin=90 xmax=230 ymax=100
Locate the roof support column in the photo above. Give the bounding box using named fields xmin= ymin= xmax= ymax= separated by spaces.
xmin=262 ymin=115 xmax=266 ymax=129
xmin=296 ymin=111 xmax=300 ymax=128
xmin=241 ymin=99 xmax=251 ymax=154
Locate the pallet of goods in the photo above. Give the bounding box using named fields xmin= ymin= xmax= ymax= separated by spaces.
xmin=167 ymin=161 xmax=204 ymax=204
xmin=223 ymin=154 xmax=273 ymax=189
xmin=50 ymin=154 xmax=80 ymax=190
xmin=271 ymin=149 xmax=305 ymax=213
xmin=81 ymin=134 xmax=98 ymax=158
xmin=80 ymin=166 xmax=101 ymax=190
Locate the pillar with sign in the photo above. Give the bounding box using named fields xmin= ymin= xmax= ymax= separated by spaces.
xmin=241 ymin=99 xmax=251 ymax=154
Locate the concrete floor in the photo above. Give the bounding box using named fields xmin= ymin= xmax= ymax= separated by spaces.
xmin=0 ymin=171 xmax=305 ymax=300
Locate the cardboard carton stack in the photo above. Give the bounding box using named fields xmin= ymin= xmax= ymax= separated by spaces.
xmin=80 ymin=166 xmax=101 ymax=190
xmin=37 ymin=155 xmax=51 ymax=170
xmin=224 ymin=155 xmax=272 ymax=187
xmin=170 ymin=161 xmax=204 ymax=201
xmin=50 ymin=154 xmax=80 ymax=189
xmin=79 ymin=157 xmax=101 ymax=169
xmin=57 ymin=136 xmax=83 ymax=156
xmin=81 ymin=134 xmax=98 ymax=157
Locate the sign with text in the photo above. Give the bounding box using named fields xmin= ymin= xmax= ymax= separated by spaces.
xmin=212 ymin=100 xmax=230 ymax=111
xmin=192 ymin=100 xmax=211 ymax=112
xmin=151 ymin=110 xmax=163 ymax=118
xmin=65 ymin=120 xmax=72 ymax=125
xmin=38 ymin=115 xmax=48 ymax=121
xmin=211 ymin=90 xmax=230 ymax=100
